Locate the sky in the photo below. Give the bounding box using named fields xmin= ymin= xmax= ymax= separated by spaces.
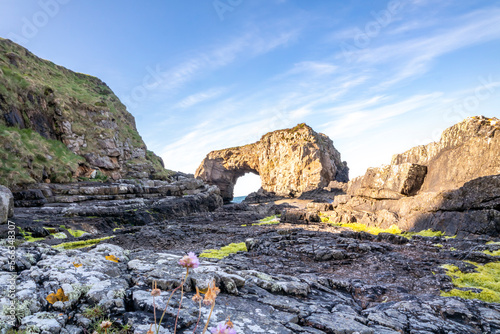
xmin=1 ymin=0 xmax=499 ymax=196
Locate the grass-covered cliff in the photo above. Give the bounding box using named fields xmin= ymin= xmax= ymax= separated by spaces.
xmin=0 ymin=37 xmax=171 ymax=187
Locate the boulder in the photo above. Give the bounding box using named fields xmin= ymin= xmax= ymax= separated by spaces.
xmin=196 ymin=123 xmax=348 ymax=202
xmin=347 ymin=163 xmax=427 ymax=199
xmin=0 ymin=185 xmax=14 ymax=224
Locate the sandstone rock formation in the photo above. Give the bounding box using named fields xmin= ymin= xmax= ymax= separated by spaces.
xmin=0 ymin=38 xmax=169 ymax=187
xmin=195 ymin=123 xmax=348 ymax=202
xmin=0 ymin=185 xmax=13 ymax=224
xmin=302 ymin=116 xmax=500 ymax=237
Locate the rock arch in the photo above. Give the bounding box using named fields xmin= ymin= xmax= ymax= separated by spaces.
xmin=195 ymin=124 xmax=349 ymax=202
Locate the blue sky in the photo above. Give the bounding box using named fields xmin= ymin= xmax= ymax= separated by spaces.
xmin=1 ymin=0 xmax=500 ymax=196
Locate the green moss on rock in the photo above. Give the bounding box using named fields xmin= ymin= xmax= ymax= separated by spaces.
xmin=441 ymin=262 xmax=500 ymax=303
xmin=252 ymin=214 xmax=281 ymax=226
xmin=53 ymin=236 xmax=114 ymax=250
xmin=199 ymin=242 xmax=248 ymax=259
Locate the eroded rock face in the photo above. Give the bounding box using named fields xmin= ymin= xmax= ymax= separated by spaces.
xmin=306 ymin=116 xmax=500 ymax=237
xmin=0 ymin=185 xmax=14 ymax=224
xmin=195 ymin=124 xmax=348 ymax=202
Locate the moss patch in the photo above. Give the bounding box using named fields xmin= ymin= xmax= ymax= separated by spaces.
xmin=17 ymin=227 xmax=45 ymax=242
xmin=483 ymin=250 xmax=500 ymax=256
xmin=403 ymin=229 xmax=445 ymax=238
xmin=320 ymin=215 xmax=455 ymax=239
xmin=252 ymin=214 xmax=281 ymax=226
xmin=487 ymin=241 xmax=500 ymax=246
xmin=52 ymin=232 xmax=67 ymax=239
xmin=53 ymin=236 xmax=114 ymax=250
xmin=441 ymin=262 xmax=500 ymax=303
xmin=320 ymin=216 xmax=402 ymax=235
xmin=199 ymin=242 xmax=248 ymax=259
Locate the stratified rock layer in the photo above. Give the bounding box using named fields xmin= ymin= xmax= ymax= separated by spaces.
xmin=300 ymin=116 xmax=500 ymax=237
xmin=195 ymin=124 xmax=348 ymax=202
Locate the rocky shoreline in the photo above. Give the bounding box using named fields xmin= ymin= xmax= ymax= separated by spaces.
xmin=2 ymin=201 xmax=500 ymax=333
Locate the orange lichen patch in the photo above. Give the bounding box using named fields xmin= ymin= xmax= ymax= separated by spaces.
xmin=105 ymin=254 xmax=119 ymax=263
xmin=46 ymin=288 xmax=69 ymax=304
xmin=72 ymin=262 xmax=83 ymax=268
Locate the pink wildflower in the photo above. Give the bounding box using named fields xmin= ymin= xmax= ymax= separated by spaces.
xmin=210 ymin=322 xmax=237 ymax=334
xmin=178 ymin=252 xmax=199 ymax=269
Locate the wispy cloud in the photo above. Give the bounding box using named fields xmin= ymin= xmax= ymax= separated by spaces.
xmin=174 ymin=87 xmax=228 ymax=109
xmin=320 ymin=92 xmax=443 ymax=138
xmin=153 ymin=29 xmax=299 ymax=96
xmin=281 ymin=61 xmax=338 ymax=77
xmin=350 ymin=8 xmax=500 ymax=87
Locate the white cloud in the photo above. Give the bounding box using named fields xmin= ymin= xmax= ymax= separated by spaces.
xmin=174 ymin=87 xmax=228 ymax=109
xmin=285 ymin=61 xmax=338 ymax=76
xmin=153 ymin=29 xmax=299 ymax=96
xmin=351 ymin=8 xmax=500 ymax=87
xmin=320 ymin=92 xmax=443 ymax=139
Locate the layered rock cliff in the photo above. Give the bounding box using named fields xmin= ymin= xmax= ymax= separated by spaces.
xmin=195 ymin=123 xmax=349 ymax=202
xmin=0 ymin=38 xmax=169 ymax=187
xmin=305 ymin=116 xmax=500 ymax=237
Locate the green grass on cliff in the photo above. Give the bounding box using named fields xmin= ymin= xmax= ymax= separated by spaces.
xmin=0 ymin=124 xmax=85 ymax=187
xmin=0 ymin=38 xmax=170 ymax=184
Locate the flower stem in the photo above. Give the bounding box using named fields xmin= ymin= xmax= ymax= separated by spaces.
xmin=153 ymin=295 xmax=157 ymax=333
xmin=173 ymin=281 xmax=184 ymax=334
xmin=192 ymin=300 xmax=202 ymax=334
xmin=201 ymin=302 xmax=215 ymax=334
xmin=157 ymin=268 xmax=189 ymax=334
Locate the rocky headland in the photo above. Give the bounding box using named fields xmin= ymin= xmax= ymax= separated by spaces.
xmin=1 ymin=37 xmax=500 ymax=334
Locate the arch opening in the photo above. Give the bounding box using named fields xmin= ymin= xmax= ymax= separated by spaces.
xmin=232 ymin=172 xmax=261 ymax=203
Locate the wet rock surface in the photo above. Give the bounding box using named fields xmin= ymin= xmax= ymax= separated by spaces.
xmin=3 ymin=202 xmax=500 ymax=333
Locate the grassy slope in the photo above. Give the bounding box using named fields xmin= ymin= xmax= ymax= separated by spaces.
xmin=0 ymin=124 xmax=85 ymax=186
xmin=0 ymin=37 xmax=171 ymax=186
